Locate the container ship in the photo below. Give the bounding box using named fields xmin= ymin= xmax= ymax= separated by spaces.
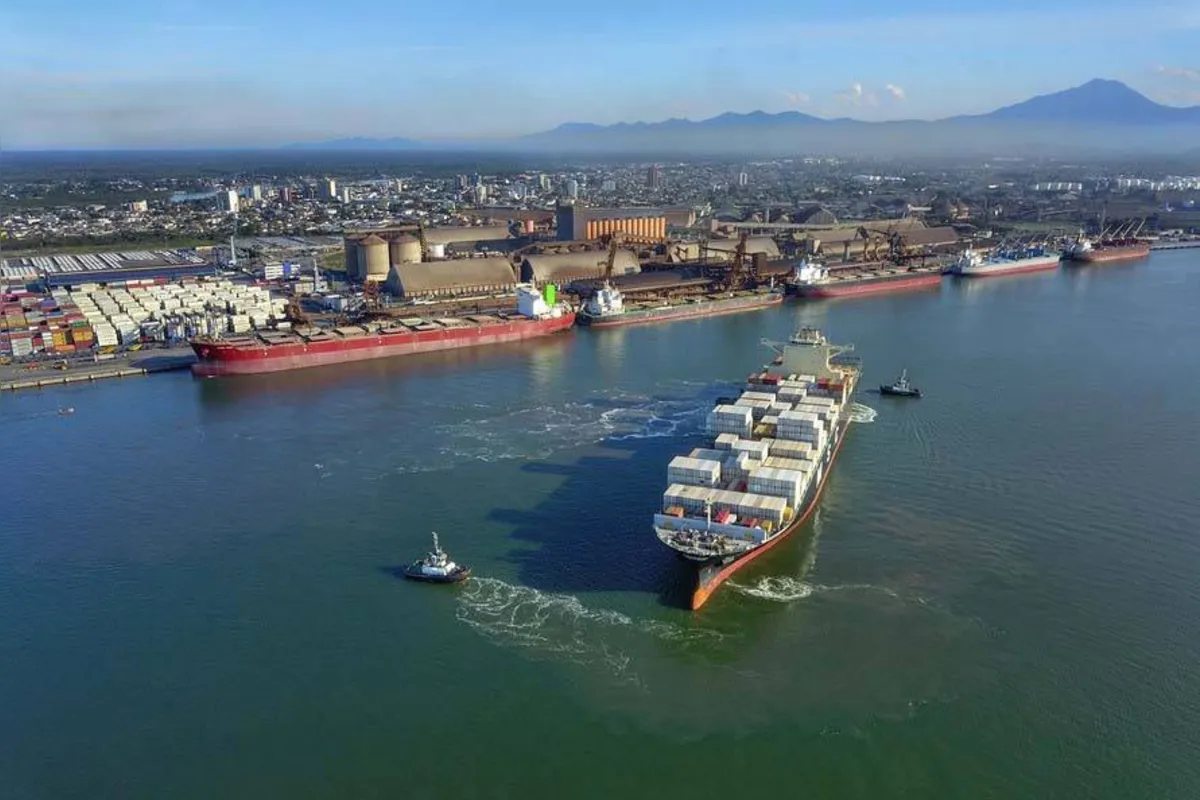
xmin=950 ymin=244 xmax=1061 ymax=277
xmin=653 ymin=327 xmax=861 ymax=610
xmin=577 ymin=284 xmax=782 ymax=328
xmin=1062 ymin=221 xmax=1150 ymax=264
xmin=190 ymin=284 xmax=574 ymax=377
xmin=785 ymin=260 xmax=943 ymax=298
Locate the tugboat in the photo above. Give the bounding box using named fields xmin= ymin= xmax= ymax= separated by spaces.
xmin=879 ymin=368 xmax=922 ymax=398
xmin=403 ymin=532 xmax=471 ymax=584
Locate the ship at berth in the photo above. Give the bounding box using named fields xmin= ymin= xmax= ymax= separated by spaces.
xmin=950 ymin=243 xmax=1061 ymax=277
xmin=190 ymin=284 xmax=574 ymax=377
xmin=653 ymin=327 xmax=862 ymax=610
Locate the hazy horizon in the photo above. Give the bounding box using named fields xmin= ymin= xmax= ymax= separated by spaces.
xmin=2 ymin=0 xmax=1198 ymax=149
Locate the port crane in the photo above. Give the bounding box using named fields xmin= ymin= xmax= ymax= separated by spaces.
xmin=598 ymin=230 xmax=663 ymax=283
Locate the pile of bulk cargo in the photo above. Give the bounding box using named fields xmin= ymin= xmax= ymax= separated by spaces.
xmin=655 ymin=371 xmax=847 ymax=542
xmin=0 ymin=289 xmax=91 ymax=359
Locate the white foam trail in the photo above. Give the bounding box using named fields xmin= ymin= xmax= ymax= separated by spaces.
xmin=849 ymin=403 xmax=877 ymax=423
xmin=455 ymin=578 xmax=723 ymax=681
xmin=728 ymin=576 xmax=901 ymax=604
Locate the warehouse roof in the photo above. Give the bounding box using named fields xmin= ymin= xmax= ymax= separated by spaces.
xmin=899 ymin=226 xmax=960 ymax=247
xmin=387 ymin=258 xmax=516 ymax=295
xmin=703 ymin=237 xmax=781 ymax=258
xmin=423 ymin=225 xmax=512 ymax=245
xmin=521 ymin=250 xmax=640 ymax=283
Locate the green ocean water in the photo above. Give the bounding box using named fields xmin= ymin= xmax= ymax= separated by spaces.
xmin=3 ymin=252 xmax=1199 ymax=799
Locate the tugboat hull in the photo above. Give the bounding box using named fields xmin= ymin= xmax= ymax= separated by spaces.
xmin=879 ymin=385 xmax=921 ymax=397
xmin=403 ymin=565 xmax=472 ymax=583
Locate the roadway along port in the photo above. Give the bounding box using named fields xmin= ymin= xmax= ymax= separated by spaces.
xmin=0 ymin=348 xmax=196 ymax=392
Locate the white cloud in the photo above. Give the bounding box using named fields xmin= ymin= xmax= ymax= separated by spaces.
xmin=1156 ymin=65 xmax=1200 ymax=81
xmin=837 ymin=82 xmax=878 ymax=107
xmin=885 ymin=83 xmax=907 ymax=101
xmin=781 ymin=90 xmax=810 ymax=107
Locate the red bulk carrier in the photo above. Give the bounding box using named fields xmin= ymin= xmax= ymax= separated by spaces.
xmin=1063 ymin=220 xmax=1151 ymax=265
xmin=785 ymin=260 xmax=942 ymax=299
xmin=191 ymin=285 xmax=575 ymax=377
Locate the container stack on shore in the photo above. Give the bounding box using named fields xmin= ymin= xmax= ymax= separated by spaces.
xmin=1 ymin=279 xmax=288 ymax=359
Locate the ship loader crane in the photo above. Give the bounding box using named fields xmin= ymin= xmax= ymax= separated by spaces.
xmin=720 ymin=231 xmax=751 ymax=291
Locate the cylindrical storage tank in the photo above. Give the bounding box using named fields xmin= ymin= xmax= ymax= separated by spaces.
xmin=388 ymin=234 xmax=423 ymax=265
xmin=524 ymin=219 xmax=535 ymax=234
xmin=344 ymin=238 xmax=360 ymax=279
xmin=586 ymin=220 xmax=597 ymax=240
xmin=427 ymin=242 xmax=446 ymax=260
xmin=358 ymin=234 xmax=390 ymax=281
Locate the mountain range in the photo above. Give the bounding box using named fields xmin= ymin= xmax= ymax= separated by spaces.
xmin=287 ymin=80 xmax=1200 ymax=156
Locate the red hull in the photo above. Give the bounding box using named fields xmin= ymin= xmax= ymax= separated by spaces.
xmin=690 ymin=417 xmax=852 ymax=610
xmin=796 ymin=272 xmax=942 ymax=298
xmin=1075 ymin=245 xmax=1151 ymax=264
xmin=191 ymin=313 xmax=576 ymax=376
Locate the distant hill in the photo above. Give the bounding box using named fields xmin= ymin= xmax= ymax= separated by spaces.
xmin=284 ymin=80 xmax=1200 ymax=156
xmin=967 ymin=78 xmax=1200 ymax=124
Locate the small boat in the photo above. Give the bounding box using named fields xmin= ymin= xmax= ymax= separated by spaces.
xmin=879 ymin=368 xmax=922 ymax=398
xmin=404 ymin=532 xmax=471 ymax=584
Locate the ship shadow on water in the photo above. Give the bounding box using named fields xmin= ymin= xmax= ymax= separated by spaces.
xmin=488 ymin=435 xmax=701 ymax=609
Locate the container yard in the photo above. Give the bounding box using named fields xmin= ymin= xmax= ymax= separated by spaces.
xmin=1 ymin=279 xmax=287 ymax=362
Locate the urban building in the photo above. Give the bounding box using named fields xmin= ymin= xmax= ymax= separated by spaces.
xmin=647 ymin=164 xmax=663 ymax=189
xmin=601 ymin=179 xmax=617 ymax=192
xmin=127 ymin=200 xmax=149 ymax=213
xmin=323 ymin=179 xmax=338 ymax=200
xmin=278 ymin=187 xmax=294 ymax=204
xmin=218 ymin=190 xmax=239 ymax=213
xmin=564 ymin=179 xmax=579 ymax=199
xmin=249 ymin=184 xmax=263 ymax=202
xmin=738 ymin=172 xmax=749 ymax=187
xmin=555 ymin=204 xmax=667 ymax=241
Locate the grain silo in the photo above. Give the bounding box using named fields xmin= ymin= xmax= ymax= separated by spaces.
xmin=388 ymin=234 xmax=423 ymax=266
xmin=357 ymin=234 xmax=390 ymax=282
xmin=343 ymin=236 xmax=361 ymax=279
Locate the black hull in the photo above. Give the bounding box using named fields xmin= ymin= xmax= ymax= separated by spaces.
xmin=404 ymin=566 xmax=472 ymax=583
xmin=879 ymin=386 xmax=921 ymax=397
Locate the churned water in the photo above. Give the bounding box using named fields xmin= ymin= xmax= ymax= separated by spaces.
xmin=3 ymin=252 xmax=1200 ymax=798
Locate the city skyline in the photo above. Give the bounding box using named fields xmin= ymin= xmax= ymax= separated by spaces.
xmin=1 ymin=0 xmax=1198 ymax=148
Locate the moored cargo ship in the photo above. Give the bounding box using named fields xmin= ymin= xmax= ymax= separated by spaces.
xmin=653 ymin=327 xmax=861 ymax=610
xmin=190 ymin=284 xmax=574 ymax=377
xmin=1063 ymin=220 xmax=1150 ymax=265
xmin=1063 ymin=237 xmax=1150 ymax=264
xmin=577 ymin=285 xmax=782 ymax=328
xmin=785 ymin=260 xmax=943 ymax=298
xmin=950 ymin=244 xmax=1061 ymax=277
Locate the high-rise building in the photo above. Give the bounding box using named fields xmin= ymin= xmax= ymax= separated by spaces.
xmin=393 ymin=179 xmax=405 ymax=193
xmin=601 ymin=179 xmax=617 ymax=192
xmin=218 ymin=190 xmax=239 ymax=213
xmin=249 ymin=184 xmax=263 ymax=202
xmin=538 ymin=174 xmax=552 ymax=191
xmin=324 ymin=179 xmax=338 ymax=200
xmin=340 ymin=188 xmax=351 ymax=204
xmin=278 ymin=187 xmax=294 ymax=204
xmin=456 ymin=175 xmax=469 ymax=190
xmin=564 ymin=179 xmax=579 ymax=199
xmin=646 ymin=164 xmax=662 ymax=189
xmin=738 ymin=172 xmax=748 ymax=187
xmin=473 ymin=185 xmax=489 ymax=204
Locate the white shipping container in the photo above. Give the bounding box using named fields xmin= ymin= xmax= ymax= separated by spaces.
xmin=739 ymin=391 xmax=777 ymax=403
xmin=689 ymin=448 xmax=728 ymax=463
xmin=764 ymin=455 xmax=814 ymax=474
xmin=730 ymin=438 xmax=770 ymax=461
xmin=666 ymin=456 xmax=722 ymax=488
xmin=714 ymin=433 xmax=739 ymax=450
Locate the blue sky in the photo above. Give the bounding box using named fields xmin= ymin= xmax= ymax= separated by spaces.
xmin=1 ymin=0 xmax=1198 ymax=148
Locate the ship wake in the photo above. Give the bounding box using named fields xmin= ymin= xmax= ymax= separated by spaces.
xmin=727 ymin=576 xmax=901 ymax=603
xmin=456 ymin=578 xmax=724 ymax=684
